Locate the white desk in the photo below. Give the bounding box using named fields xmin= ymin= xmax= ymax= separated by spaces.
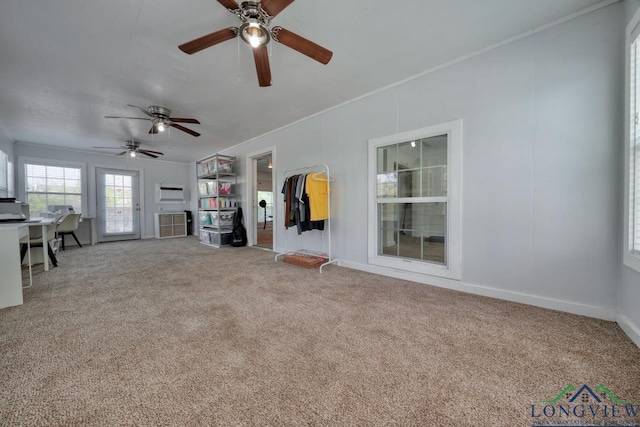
xmin=27 ymin=217 xmax=56 ymax=271
xmin=0 ymin=222 xmax=29 ymax=309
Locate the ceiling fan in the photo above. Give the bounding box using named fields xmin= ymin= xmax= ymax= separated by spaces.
xmin=93 ymin=141 xmax=164 ymax=159
xmin=179 ymin=0 xmax=333 ymax=87
xmin=105 ymin=105 xmax=201 ymax=137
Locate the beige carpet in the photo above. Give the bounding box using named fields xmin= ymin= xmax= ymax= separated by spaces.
xmin=0 ymin=237 xmax=638 ymax=426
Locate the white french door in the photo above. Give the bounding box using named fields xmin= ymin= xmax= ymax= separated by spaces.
xmin=96 ymin=168 xmax=141 ymax=242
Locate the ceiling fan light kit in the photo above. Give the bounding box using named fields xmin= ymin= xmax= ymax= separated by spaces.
xmin=179 ymin=0 xmax=333 ymax=87
xmin=240 ymin=20 xmax=270 ymax=48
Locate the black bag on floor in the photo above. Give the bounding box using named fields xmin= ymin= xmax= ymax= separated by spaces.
xmin=230 ymin=207 xmax=247 ymax=247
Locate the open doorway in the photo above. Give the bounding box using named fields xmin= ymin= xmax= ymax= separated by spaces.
xmin=253 ymin=153 xmax=273 ymax=249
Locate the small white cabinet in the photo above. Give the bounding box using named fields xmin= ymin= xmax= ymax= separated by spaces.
xmin=154 ymin=212 xmax=187 ymax=239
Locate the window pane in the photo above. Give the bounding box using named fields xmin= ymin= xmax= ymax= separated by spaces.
xmin=27 ymin=177 xmax=47 ymax=192
xmin=28 ymin=194 xmax=47 ymax=217
xmin=65 ymin=195 xmax=82 ymax=213
xmin=422 ymin=166 xmax=447 ymax=197
xmin=64 ymin=167 xmax=81 ymax=180
xmin=47 ymin=166 xmax=64 ymax=179
xmin=422 ymin=135 xmax=448 ymax=197
xmin=421 ymin=203 xmax=447 ymax=265
xmin=379 ymin=203 xmax=399 ymax=229
xmin=27 ymin=164 xmax=46 ymax=178
xmin=65 ymin=179 xmax=81 ymax=194
xmin=397 ymin=141 xmax=420 ymax=170
xmin=377 ymin=146 xmax=397 ymax=173
xmin=378 ymin=202 xmax=446 ymax=265
xmin=398 ymin=170 xmax=419 ymax=197
xmin=377 ymin=172 xmax=397 ymax=198
xmin=47 ymin=194 xmax=65 ymax=206
xmin=47 ymin=178 xmax=65 ymax=193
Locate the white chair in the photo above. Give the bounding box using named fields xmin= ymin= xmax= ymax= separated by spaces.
xmin=20 ymin=215 xmax=65 ymax=268
xmin=55 ymin=213 xmax=82 ymax=250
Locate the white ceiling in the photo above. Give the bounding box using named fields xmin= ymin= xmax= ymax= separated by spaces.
xmin=0 ymin=0 xmax=605 ymax=163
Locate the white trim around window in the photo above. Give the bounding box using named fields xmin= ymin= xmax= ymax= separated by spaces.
xmin=368 ymin=119 xmax=462 ymax=280
xmin=624 ymin=8 xmax=640 ymax=273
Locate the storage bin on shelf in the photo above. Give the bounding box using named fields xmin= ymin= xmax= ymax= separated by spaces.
xmin=199 ymin=228 xmax=232 ymax=247
xmin=198 ymin=180 xmax=233 ymax=197
xmin=199 ymin=211 xmax=212 ymax=225
xmin=197 ymin=155 xmax=234 ymax=177
xmin=199 ymin=197 xmax=237 ymax=209
xmin=198 ymin=211 xmax=234 ymax=228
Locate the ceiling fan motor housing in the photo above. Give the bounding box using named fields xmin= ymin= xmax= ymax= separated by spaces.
xmin=240 ymin=2 xmax=269 ymax=22
xmin=147 ymin=106 xmax=171 ymax=120
xmin=125 ymin=140 xmax=141 ymax=150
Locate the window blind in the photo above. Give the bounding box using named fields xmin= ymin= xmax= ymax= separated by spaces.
xmin=0 ymin=150 xmax=7 ymax=198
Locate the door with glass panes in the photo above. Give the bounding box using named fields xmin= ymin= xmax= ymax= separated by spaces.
xmin=96 ymin=168 xmax=141 ymax=242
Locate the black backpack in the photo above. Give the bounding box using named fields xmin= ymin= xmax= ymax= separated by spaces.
xmin=230 ymin=207 xmax=247 ymax=247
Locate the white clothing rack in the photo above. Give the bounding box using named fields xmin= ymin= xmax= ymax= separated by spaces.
xmin=274 ymin=163 xmax=339 ymax=272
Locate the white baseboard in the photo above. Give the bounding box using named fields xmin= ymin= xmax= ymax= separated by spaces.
xmin=338 ymin=260 xmax=617 ymax=322
xmin=142 ymin=235 xmax=155 ymax=240
xmin=616 ymin=314 xmax=640 ymax=348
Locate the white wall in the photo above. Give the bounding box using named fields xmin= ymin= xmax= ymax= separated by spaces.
xmin=619 ymin=0 xmax=640 ymax=346
xmin=208 ymin=3 xmax=624 ymax=321
xmin=14 ymin=143 xmax=191 ymax=239
xmin=0 ymin=129 xmax=15 ymax=197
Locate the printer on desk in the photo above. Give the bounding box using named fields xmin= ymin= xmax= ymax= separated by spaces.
xmin=0 ymin=200 xmax=30 ymax=222
xmin=41 ymin=205 xmax=75 ymax=218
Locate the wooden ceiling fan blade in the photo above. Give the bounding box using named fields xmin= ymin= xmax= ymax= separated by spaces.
xmin=272 ymin=27 xmax=332 ymax=64
xmin=217 ymin=0 xmax=239 ymax=10
xmin=171 ymin=123 xmax=201 ymax=137
xmin=138 ymin=149 xmax=164 ymax=155
xmin=138 ymin=151 xmax=159 ymax=158
xmin=253 ymin=44 xmax=272 ymax=87
xmin=179 ymin=28 xmax=238 ymax=54
xmin=117 ymin=151 xmax=128 ymax=156
xmin=169 ymin=117 xmax=200 ymax=124
xmin=127 ymin=105 xmax=155 ymax=117
xmin=260 ymin=0 xmax=294 ymax=18
xmin=93 ymin=146 xmax=126 ymax=149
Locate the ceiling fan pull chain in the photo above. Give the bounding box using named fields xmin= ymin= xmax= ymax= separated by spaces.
xmin=237 ymin=35 xmax=241 ymax=82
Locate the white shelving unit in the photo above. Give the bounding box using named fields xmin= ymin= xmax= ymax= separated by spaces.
xmin=197 ymin=154 xmax=237 ymax=248
xmin=154 ymin=212 xmax=187 ymax=239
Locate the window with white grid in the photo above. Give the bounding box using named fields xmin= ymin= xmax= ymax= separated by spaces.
xmin=626 ymin=16 xmax=640 ymax=271
xmin=633 ymin=37 xmax=640 ymax=255
xmin=24 ymin=162 xmax=83 ymax=217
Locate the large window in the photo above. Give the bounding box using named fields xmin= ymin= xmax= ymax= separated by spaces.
xmin=368 ymin=120 xmax=462 ymax=279
xmin=0 ymin=149 xmax=7 ymax=198
xmin=24 ymin=161 xmax=84 ymax=217
xmin=626 ymin=16 xmax=640 ymax=272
